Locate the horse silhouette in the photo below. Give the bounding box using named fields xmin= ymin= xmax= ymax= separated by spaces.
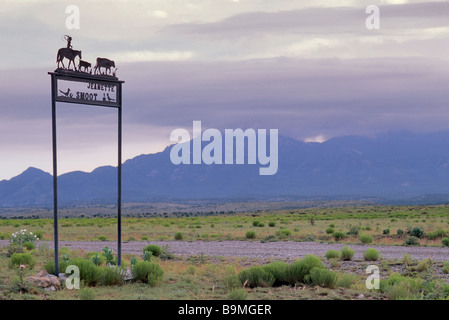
xmin=56 ymin=48 xmax=82 ymax=71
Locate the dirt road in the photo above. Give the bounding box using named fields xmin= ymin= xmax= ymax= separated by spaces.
xmin=2 ymin=240 xmax=448 ymax=262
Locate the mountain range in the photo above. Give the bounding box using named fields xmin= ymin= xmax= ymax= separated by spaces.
xmin=2 ymin=131 xmax=449 ymax=207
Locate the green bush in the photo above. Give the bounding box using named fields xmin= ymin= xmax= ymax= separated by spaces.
xmin=132 ymin=261 xmax=164 ymax=286
xmin=9 ymin=253 xmax=36 ymax=269
xmin=324 ymin=250 xmax=341 ymax=260
xmin=245 ymin=230 xmax=256 ymax=239
xmin=442 ymin=262 xmax=449 ymax=274
xmin=147 ymin=263 xmax=164 ymax=287
xmin=337 ymin=273 xmax=358 ymax=288
xmin=340 ymin=247 xmax=355 ymax=261
xmin=143 ymin=244 xmax=162 ymax=256
xmin=442 ymin=238 xmax=449 ymax=247
xmin=23 ymin=242 xmax=35 ymax=251
xmin=325 ymin=227 xmax=334 ymax=234
xmin=285 ymin=255 xmax=325 ymax=285
xmin=404 ymin=236 xmax=420 ymax=246
xmin=78 ymin=287 xmax=96 ymax=300
xmin=69 ymin=257 xmax=103 ymax=286
xmin=98 ymin=235 xmax=107 ymax=241
xmin=346 ymin=225 xmax=360 ymax=236
xmin=409 ymin=227 xmax=424 ymax=239
xmin=363 ymin=248 xmax=380 ymax=261
xmin=383 ymin=229 xmax=390 ymax=235
xmin=397 ymin=229 xmax=404 ymax=236
xmin=238 ymin=266 xmax=275 ymax=288
xmin=427 ymin=229 xmax=447 ymax=240
xmin=43 ymin=260 xmax=69 ymax=275
xmin=359 ymin=234 xmax=373 ymax=244
xmin=268 ymin=222 xmax=276 ymax=227
xmin=275 ymin=229 xmax=291 ymax=238
xmin=306 ymin=267 xmax=338 ymax=289
xmin=380 ymin=274 xmax=422 ymax=300
xmin=101 ymin=266 xmax=125 ymax=286
xmin=332 ymin=231 xmax=346 ymax=241
xmin=174 ymin=232 xmax=183 ymax=240
xmin=262 ymin=261 xmax=289 ymax=286
xmin=252 ymin=220 xmax=261 ymax=227
xmin=227 ymin=288 xmax=248 ymax=300
xmin=417 ymin=260 xmax=429 ymax=272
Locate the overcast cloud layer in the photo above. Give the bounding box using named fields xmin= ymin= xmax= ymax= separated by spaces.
xmin=0 ymin=0 xmax=449 ymax=179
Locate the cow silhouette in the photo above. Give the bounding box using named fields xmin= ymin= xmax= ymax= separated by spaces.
xmin=94 ymin=57 xmax=115 ymax=75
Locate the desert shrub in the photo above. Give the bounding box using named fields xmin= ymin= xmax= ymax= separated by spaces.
xmin=380 ymin=274 xmax=422 ymax=300
xmin=329 ymin=224 xmax=335 ymax=228
xmin=23 ymin=242 xmax=35 ymax=251
xmin=78 ymin=287 xmax=95 ymax=300
xmin=227 ymin=288 xmax=248 ymax=300
xmin=427 ymin=229 xmax=447 ymax=240
xmin=363 ymin=248 xmax=380 ymax=261
xmin=337 ymin=273 xmax=358 ymax=288
xmin=262 ymin=261 xmax=289 ymax=286
xmin=98 ymin=235 xmax=107 ymax=241
xmin=346 ymin=225 xmax=360 ymax=236
xmin=258 ymin=223 xmax=265 ymax=227
xmin=147 ymin=263 xmax=165 ymax=287
xmin=402 ymin=254 xmax=413 ymax=267
xmin=417 ymin=260 xmax=429 ymax=272
xmin=306 ymin=267 xmax=338 ymax=289
xmin=252 ymin=221 xmax=262 ymax=227
xmin=9 ymin=253 xmax=36 ymax=269
xmin=245 ymin=230 xmax=256 ymax=239
xmin=101 ymin=266 xmax=125 ymax=286
xmin=141 ymin=236 xmax=149 ymax=241
xmin=340 ymin=247 xmax=355 ymax=261
xmin=174 ymin=232 xmax=183 ymax=240
xmin=359 ymin=234 xmax=373 ymax=244
xmin=409 ymin=227 xmax=424 ymax=239
xmin=275 ymin=229 xmax=291 ymax=238
xmin=69 ymin=257 xmax=103 ymax=286
xmin=132 ymin=261 xmax=164 ymax=286
xmin=43 ymin=260 xmax=70 ymax=275
xmin=238 ymin=266 xmax=275 ymax=288
xmin=332 ymin=231 xmax=346 ymax=241
xmin=442 ymin=238 xmax=449 ymax=247
xmin=442 ymin=262 xmax=449 ymax=274
xmin=383 ymin=229 xmax=390 ymax=235
xmin=397 ymin=229 xmax=404 ymax=236
xmin=325 ymin=227 xmax=334 ymax=234
xmin=268 ymin=221 xmax=276 ymax=227
xmin=285 ymin=255 xmax=325 ymax=285
xmin=404 ymin=236 xmax=420 ymax=246
xmin=223 ymin=274 xmax=241 ymax=291
xmin=325 ymin=250 xmax=341 ymax=260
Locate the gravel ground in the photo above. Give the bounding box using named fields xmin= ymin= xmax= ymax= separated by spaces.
xmin=2 ymin=240 xmax=449 ymax=262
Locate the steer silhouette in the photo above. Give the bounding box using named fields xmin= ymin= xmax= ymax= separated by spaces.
xmin=94 ymin=57 xmax=116 ymax=75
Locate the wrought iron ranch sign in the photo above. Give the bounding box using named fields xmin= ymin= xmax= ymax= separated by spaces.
xmin=49 ymin=36 xmax=124 ymax=276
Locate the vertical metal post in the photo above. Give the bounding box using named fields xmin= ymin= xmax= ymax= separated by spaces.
xmin=51 ymin=75 xmax=59 ymax=277
xmin=117 ymin=90 xmax=122 ymax=266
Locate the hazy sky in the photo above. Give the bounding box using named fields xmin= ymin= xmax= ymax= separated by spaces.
xmin=1 ymin=0 xmax=449 ymax=179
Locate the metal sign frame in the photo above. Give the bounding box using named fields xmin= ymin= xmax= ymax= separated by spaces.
xmin=49 ymin=70 xmax=124 ymax=276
